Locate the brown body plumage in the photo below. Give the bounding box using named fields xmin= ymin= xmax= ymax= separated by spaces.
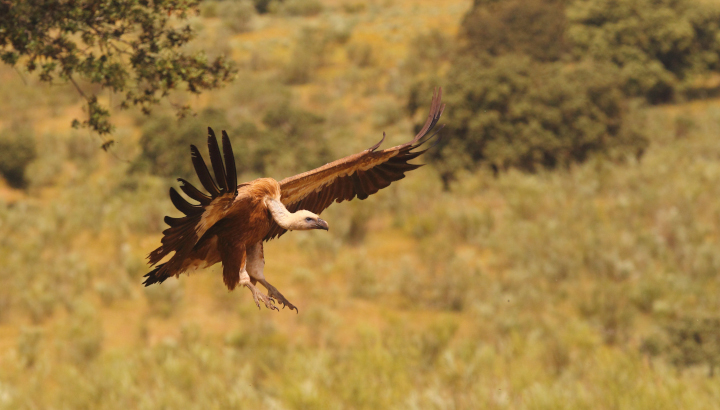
xmin=144 ymin=88 xmax=445 ymax=311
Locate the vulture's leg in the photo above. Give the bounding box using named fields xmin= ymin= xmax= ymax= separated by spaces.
xmin=239 ymin=269 xmax=278 ymax=311
xmin=247 ymin=242 xmax=298 ymax=312
xmin=219 ymin=239 xmax=277 ymax=311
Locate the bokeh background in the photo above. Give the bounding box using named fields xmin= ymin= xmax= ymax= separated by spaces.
xmin=2 ymin=0 xmax=720 ymax=408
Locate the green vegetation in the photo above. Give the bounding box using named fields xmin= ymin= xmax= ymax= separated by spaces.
xmin=665 ymin=316 xmax=720 ymax=377
xmin=2 ymin=100 xmax=720 ymax=407
xmin=134 ymin=108 xmax=233 ymax=179
xmin=0 ymin=0 xmax=235 ymax=135
xmin=1 ymin=0 xmax=720 ymax=408
xmin=435 ymin=0 xmax=720 ymax=177
xmin=134 ymin=101 xmax=330 ymax=179
xmin=0 ymin=126 xmax=36 ymax=188
xmin=462 ymin=0 xmax=720 ymax=103
xmin=461 ymin=0 xmax=567 ymax=62
xmin=206 ymin=1 xmax=257 ymax=33
xmin=567 ymin=0 xmax=720 ymax=103
xmin=433 ymin=56 xmax=647 ymax=177
xmin=277 ymin=0 xmax=324 ymax=16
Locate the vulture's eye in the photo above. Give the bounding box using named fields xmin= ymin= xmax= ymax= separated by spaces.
xmin=305 ymin=217 xmax=313 ymax=222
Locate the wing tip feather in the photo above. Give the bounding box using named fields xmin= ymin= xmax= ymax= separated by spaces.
xmin=408 ymin=86 xmax=445 ymax=146
xmin=368 ymin=132 xmax=386 ymax=152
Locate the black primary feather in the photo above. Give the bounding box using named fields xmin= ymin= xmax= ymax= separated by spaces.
xmin=169 ymin=188 xmax=203 ymax=216
xmin=207 ymin=128 xmax=229 ymax=193
xmin=190 ymin=145 xmax=221 ymax=197
xmin=221 ymin=130 xmax=238 ymax=193
xmin=177 ymin=178 xmax=212 ymax=205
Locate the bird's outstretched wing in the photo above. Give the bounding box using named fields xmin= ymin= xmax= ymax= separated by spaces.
xmin=265 ymin=87 xmax=445 ymax=241
xmin=145 ymin=128 xmax=238 ymax=285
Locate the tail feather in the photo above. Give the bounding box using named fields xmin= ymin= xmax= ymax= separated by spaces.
xmin=143 ymin=263 xmax=169 ymax=286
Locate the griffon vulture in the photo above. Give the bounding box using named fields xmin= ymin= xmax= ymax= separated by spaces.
xmin=144 ymin=88 xmax=445 ymax=311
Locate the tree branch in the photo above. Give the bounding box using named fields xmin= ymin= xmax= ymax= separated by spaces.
xmin=13 ymin=66 xmax=27 ymax=85
xmin=68 ymin=75 xmax=88 ymax=99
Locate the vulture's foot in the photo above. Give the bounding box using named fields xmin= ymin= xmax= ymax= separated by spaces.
xmin=260 ymin=280 xmax=298 ymax=313
xmin=241 ymin=277 xmax=278 ymax=311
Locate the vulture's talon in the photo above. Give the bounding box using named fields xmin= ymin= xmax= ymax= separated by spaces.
xmin=244 ymin=281 xmax=278 ymax=311
xmin=263 ymin=282 xmax=297 ymax=313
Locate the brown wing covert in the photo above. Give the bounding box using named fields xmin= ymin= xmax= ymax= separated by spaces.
xmin=264 ymin=88 xmax=445 ymax=241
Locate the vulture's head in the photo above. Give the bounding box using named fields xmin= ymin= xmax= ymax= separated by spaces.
xmin=289 ymin=210 xmax=329 ymax=231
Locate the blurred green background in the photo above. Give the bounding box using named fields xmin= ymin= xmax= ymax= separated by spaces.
xmin=1 ymin=0 xmax=720 ymax=408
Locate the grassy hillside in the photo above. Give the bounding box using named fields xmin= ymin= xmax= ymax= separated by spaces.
xmin=1 ymin=0 xmax=720 ymax=408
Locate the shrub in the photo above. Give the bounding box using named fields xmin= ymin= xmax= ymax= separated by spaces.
xmin=432 ymin=55 xmax=647 ymax=176
xmin=279 ymin=0 xmax=323 ymax=16
xmin=134 ymin=108 xmax=231 ymax=180
xmin=578 ymin=284 xmax=634 ymax=345
xmin=256 ymin=102 xmax=331 ymax=175
xmin=342 ymin=2 xmax=366 ymax=14
xmin=63 ymin=303 xmax=104 ymax=365
xmin=20 ymin=283 xmax=58 ymax=324
xmin=371 ymin=97 xmax=402 ymax=129
xmin=665 ymin=316 xmax=720 ymax=377
xmin=253 ymin=0 xmax=277 ymax=14
xmin=281 ymin=24 xmax=348 ymax=84
xmin=403 ymin=30 xmax=455 ymax=118
xmin=94 ymin=280 xmax=131 ymax=307
xmin=218 ymin=0 xmax=256 ymax=33
xmin=344 ymin=202 xmax=371 ymax=245
xmin=567 ymin=0 xmax=720 ymax=103
xmin=392 ymin=245 xmax=483 ymax=312
xmin=282 ymin=27 xmax=327 ymax=84
xmin=348 ymin=261 xmax=381 ymax=300
xmin=17 ymin=327 xmax=43 ymax=368
xmin=144 ymin=279 xmax=184 ymax=318
xmin=347 ymin=42 xmax=374 ymax=68
xmin=461 ymin=0 xmax=567 ymax=62
xmin=0 ymin=127 xmax=36 ymax=188
xmin=417 ymin=319 xmax=458 ymax=365
xmin=135 ymin=99 xmax=331 ymax=182
xmin=459 ymin=0 xmax=720 ymax=103
xmin=0 ymin=292 xmax=8 ymax=323
xmin=199 ymin=1 xmax=219 ymax=17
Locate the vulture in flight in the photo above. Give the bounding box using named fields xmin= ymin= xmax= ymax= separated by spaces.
xmin=144 ymin=88 xmax=445 ymax=311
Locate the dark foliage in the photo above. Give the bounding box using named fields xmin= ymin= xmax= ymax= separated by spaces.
xmin=460 ymin=0 xmax=720 ymax=103
xmin=135 ymin=108 xmax=231 ymax=180
xmin=252 ymin=102 xmax=331 ymax=175
xmin=0 ymin=127 xmax=37 ymax=189
xmin=422 ymin=0 xmax=720 ymax=177
xmin=404 ymin=30 xmax=455 ymax=116
xmin=666 ymin=316 xmax=720 ymax=377
xmin=461 ymin=0 xmax=568 ymax=62
xmin=282 ymin=26 xmax=343 ymax=85
xmin=566 ymin=0 xmax=720 ymax=103
xmin=135 ymin=103 xmax=330 ymax=181
xmin=253 ymin=0 xmax=278 ymax=14
xmin=431 ymin=56 xmax=647 ymax=178
xmin=0 ymin=0 xmax=236 ymax=135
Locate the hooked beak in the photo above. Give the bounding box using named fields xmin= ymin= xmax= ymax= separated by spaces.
xmin=316 ymin=218 xmax=329 ymax=231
